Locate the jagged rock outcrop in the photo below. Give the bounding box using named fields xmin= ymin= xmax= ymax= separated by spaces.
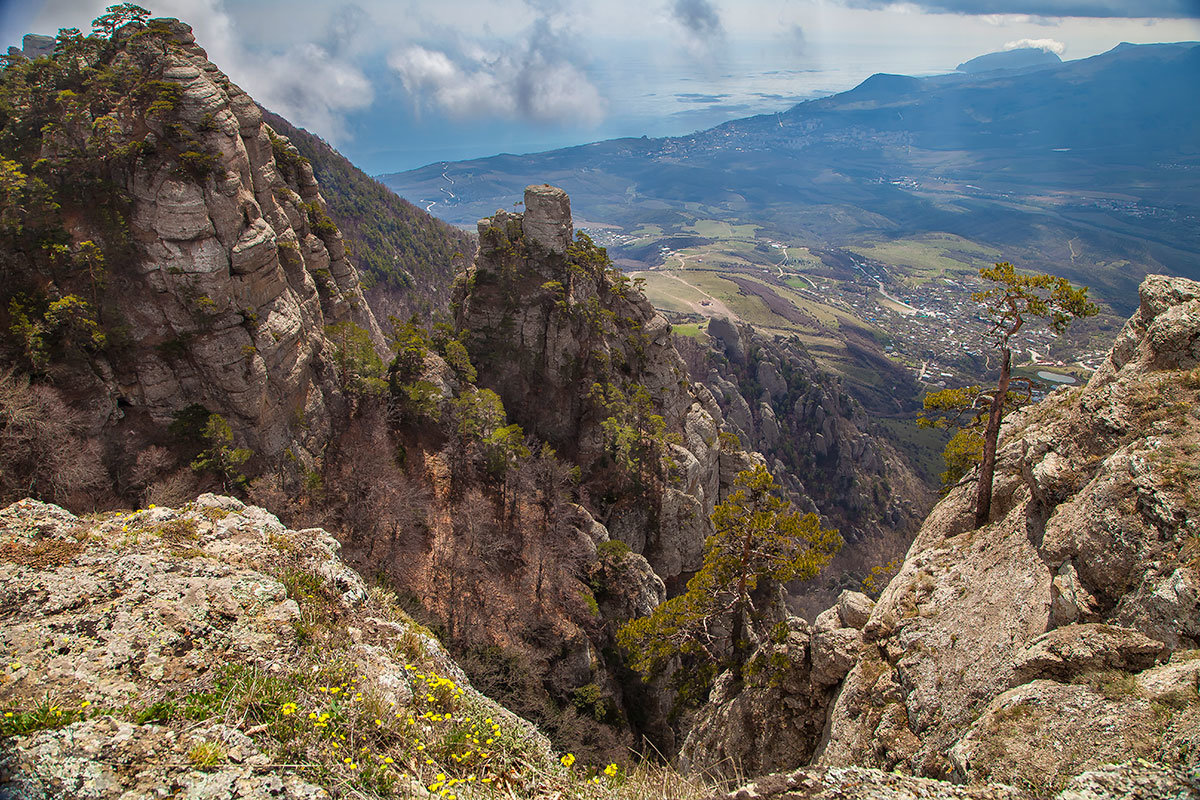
xmin=681 ymin=592 xmax=873 ymax=779
xmin=113 ymin=21 xmax=384 ymax=458
xmin=456 ymin=185 xmax=747 ymax=583
xmin=6 ymin=34 xmax=55 ymax=61
xmin=2 ymin=19 xmax=385 ymax=483
xmin=0 ymin=495 xmax=551 ymax=797
xmin=808 ymin=275 xmax=1200 ymax=791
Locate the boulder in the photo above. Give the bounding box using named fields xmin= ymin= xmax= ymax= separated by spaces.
xmin=947 ymin=680 xmax=1163 ymax=793
xmin=1013 ymin=624 xmax=1167 ymax=683
xmin=837 ymin=590 xmax=875 ymax=629
xmin=810 ymin=627 xmax=864 ymax=685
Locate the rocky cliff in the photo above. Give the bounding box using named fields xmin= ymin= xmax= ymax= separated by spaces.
xmin=456 ymin=185 xmax=756 ymax=586
xmin=684 ymin=275 xmax=1200 ymax=797
xmin=816 ymin=274 xmax=1199 ymax=790
xmin=0 ymin=18 xmax=385 ymax=498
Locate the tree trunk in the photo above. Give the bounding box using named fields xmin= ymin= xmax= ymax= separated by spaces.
xmin=730 ymin=598 xmax=746 ymax=682
xmin=974 ymin=346 xmax=1011 ymax=528
xmin=730 ymin=527 xmax=755 ymax=681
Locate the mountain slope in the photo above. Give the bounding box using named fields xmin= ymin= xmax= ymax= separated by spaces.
xmin=678 ymin=274 xmax=1200 ymax=793
xmin=815 ymin=274 xmax=1200 ymax=785
xmin=261 ymin=109 xmax=471 ymax=318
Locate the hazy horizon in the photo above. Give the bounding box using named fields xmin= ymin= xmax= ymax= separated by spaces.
xmin=4 ymin=0 xmax=1199 ymax=174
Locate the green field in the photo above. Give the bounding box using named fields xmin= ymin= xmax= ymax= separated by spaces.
xmin=687 ymin=219 xmax=760 ymax=239
xmin=855 ymin=234 xmax=1002 ymax=286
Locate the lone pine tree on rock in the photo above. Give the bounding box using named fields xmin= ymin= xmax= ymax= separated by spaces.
xmin=921 ymin=262 xmax=1097 ymax=527
xmin=618 ymin=465 xmax=841 ymax=702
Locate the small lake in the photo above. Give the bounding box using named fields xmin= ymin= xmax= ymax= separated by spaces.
xmin=1037 ymin=371 xmax=1077 ymax=385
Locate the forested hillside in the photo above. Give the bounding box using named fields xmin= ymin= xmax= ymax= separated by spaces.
xmin=261 ymin=109 xmax=472 ymax=319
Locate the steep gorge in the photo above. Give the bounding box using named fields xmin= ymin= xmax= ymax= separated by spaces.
xmin=680 ymin=319 xmax=933 ymax=613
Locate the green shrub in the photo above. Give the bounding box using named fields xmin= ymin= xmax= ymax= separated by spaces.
xmin=596 ymin=540 xmax=631 ymax=559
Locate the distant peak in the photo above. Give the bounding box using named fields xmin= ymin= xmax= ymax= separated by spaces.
xmin=845 ymin=73 xmax=923 ymax=98
xmin=957 ymin=47 xmax=1062 ymax=74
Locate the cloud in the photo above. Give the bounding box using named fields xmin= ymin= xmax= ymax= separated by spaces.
xmin=1004 ymin=37 xmax=1067 ymax=53
xmin=670 ymin=0 xmax=724 ymax=39
xmin=835 ymin=0 xmax=1200 ymax=18
xmin=251 ymin=43 xmax=375 ymax=140
xmin=786 ymin=22 xmax=807 ymax=57
xmin=324 ymin=4 xmax=368 ymax=55
xmin=147 ymin=0 xmax=374 ymax=143
xmin=388 ymin=16 xmax=606 ymax=125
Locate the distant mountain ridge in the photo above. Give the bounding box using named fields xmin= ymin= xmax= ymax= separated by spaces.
xmin=382 ymin=41 xmax=1200 ymax=310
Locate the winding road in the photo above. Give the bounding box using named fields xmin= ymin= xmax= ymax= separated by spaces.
xmin=422 ymin=164 xmax=457 ymax=214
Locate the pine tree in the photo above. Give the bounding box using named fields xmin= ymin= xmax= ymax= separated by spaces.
xmin=618 ymin=465 xmax=840 ymax=702
xmin=921 ymin=263 xmax=1097 ymax=526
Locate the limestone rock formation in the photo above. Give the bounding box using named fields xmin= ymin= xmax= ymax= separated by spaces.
xmin=456 ymin=185 xmax=744 ymax=583
xmin=680 ymin=592 xmax=873 ymax=779
xmin=811 ymin=275 xmax=1200 ymax=790
xmin=0 ymin=495 xmax=551 ymax=797
xmin=3 ymin=19 xmax=385 ymax=483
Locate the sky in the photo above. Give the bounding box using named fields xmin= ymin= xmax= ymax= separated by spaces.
xmin=3 ymin=0 xmax=1199 ymax=174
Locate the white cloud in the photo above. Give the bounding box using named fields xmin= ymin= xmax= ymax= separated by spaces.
xmin=388 ymin=27 xmax=607 ymax=125
xmin=249 ymin=43 xmax=375 ymax=141
xmin=1003 ymin=36 xmax=1067 ymax=52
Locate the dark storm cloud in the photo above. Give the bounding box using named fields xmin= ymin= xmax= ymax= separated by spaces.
xmin=671 ymin=0 xmax=724 ymax=38
xmin=837 ymin=0 xmax=1200 ymax=18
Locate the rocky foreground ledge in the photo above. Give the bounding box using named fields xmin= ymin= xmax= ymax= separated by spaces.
xmin=713 ymin=761 xmax=1197 ymax=800
xmin=0 ymin=495 xmax=551 ymax=799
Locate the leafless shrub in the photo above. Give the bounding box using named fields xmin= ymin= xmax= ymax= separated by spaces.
xmin=130 ymin=445 xmax=175 ymax=496
xmin=0 ymin=369 xmax=108 ymax=506
xmin=146 ymin=469 xmax=200 ymax=508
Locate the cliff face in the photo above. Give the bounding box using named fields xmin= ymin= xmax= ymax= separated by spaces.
xmin=456 ymin=185 xmax=755 ymax=584
xmin=1 ymin=19 xmax=384 ymax=489
xmin=816 ymin=276 xmax=1199 ymax=789
xmin=110 ymin=22 xmax=384 ymax=458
